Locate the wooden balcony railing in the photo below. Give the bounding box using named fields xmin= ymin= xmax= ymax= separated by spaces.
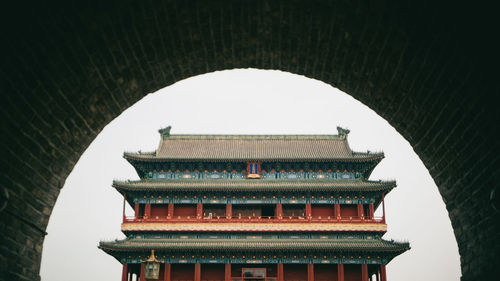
xmin=123 ymin=215 xmax=384 ymax=224
xmin=231 ymin=277 xmax=278 ymax=281
xmin=171 ymin=278 xmax=310 ymax=281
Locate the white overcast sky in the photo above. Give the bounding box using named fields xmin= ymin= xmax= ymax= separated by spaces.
xmin=40 ymin=69 xmax=460 ymax=281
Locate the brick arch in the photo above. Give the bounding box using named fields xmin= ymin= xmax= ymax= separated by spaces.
xmin=0 ymin=1 xmax=498 ymax=280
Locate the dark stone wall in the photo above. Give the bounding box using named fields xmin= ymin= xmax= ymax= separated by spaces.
xmin=0 ymin=1 xmax=498 ymax=280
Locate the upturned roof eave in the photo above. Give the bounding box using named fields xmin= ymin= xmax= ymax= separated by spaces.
xmin=98 ymin=239 xmax=410 ymax=253
xmin=123 ymin=152 xmax=385 ymax=163
xmin=112 ymin=179 xmax=397 ymax=192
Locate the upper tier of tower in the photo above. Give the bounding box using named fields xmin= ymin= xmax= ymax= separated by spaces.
xmin=124 ymin=126 xmax=384 ymax=179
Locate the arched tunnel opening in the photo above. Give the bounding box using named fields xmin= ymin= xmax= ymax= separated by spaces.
xmin=0 ymin=1 xmax=498 ymax=281
xmin=39 ymin=69 xmax=461 ymax=280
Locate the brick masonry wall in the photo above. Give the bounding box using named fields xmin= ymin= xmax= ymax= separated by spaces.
xmin=0 ymin=1 xmax=498 ymax=280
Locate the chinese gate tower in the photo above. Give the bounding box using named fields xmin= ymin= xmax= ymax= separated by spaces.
xmin=100 ymin=126 xmax=409 ymax=281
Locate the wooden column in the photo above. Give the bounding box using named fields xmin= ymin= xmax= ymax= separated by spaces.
xmin=226 ymin=203 xmax=232 ymax=219
xmin=307 ymin=263 xmax=314 ymax=281
xmin=225 ymin=263 xmax=231 ymax=281
xmin=122 ymin=193 xmax=127 ymax=222
xmin=362 ymin=264 xmax=369 ymax=281
xmin=338 ymin=264 xmax=344 ymax=281
xmin=334 ymin=204 xmax=341 ymax=219
xmin=121 ymin=264 xmax=128 ymax=281
xmin=167 ymin=203 xmax=174 ymax=218
xmin=164 ymin=263 xmax=171 ymax=281
xmin=194 ymin=263 xmax=201 ymax=281
xmin=276 ymin=203 xmax=283 ymax=219
xmin=305 ymin=203 xmax=312 ymax=219
xmin=380 ymin=265 xmax=387 ymax=281
xmin=369 ymin=204 xmax=375 ymax=219
xmin=196 ymin=203 xmax=203 ymax=219
xmin=139 ymin=263 xmax=145 ymax=281
xmin=277 ymin=263 xmax=284 ymax=281
xmin=144 ymin=203 xmax=151 ymax=219
xmin=357 ymin=203 xmax=364 ymax=219
xmin=134 ymin=203 xmax=140 ymax=219
xmin=381 ymin=193 xmax=386 ymax=223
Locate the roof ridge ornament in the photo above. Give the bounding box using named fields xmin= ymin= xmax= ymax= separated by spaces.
xmin=337 ymin=126 xmax=350 ymax=138
xmin=158 ymin=126 xmax=172 ymax=140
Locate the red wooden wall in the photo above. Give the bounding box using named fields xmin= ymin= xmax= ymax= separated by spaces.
xmin=151 ymin=205 xmax=169 ymax=218
xmin=283 ymin=264 xmax=307 ymax=281
xmin=173 ymin=204 xmax=197 ymax=218
xmin=311 ymin=205 xmax=335 ymax=218
xmin=201 ymin=264 xmax=225 ymax=281
xmin=171 ymin=264 xmax=194 ymax=281
xmin=344 ymin=264 xmax=362 ymax=281
xmin=340 ymin=205 xmax=358 ymax=217
xmin=314 ymin=264 xmax=338 ymax=281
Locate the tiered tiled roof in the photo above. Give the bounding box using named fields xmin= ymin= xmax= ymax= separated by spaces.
xmin=113 ymin=179 xmax=396 ymax=192
xmin=100 ymin=237 xmax=409 ymax=253
xmin=124 ymin=134 xmax=383 ymax=162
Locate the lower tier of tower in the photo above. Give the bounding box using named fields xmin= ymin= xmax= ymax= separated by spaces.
xmin=122 ymin=263 xmax=387 ymax=281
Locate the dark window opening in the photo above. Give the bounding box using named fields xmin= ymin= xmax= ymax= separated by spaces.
xmin=203 ymin=204 xmax=226 ymax=218
xmin=282 ymin=204 xmax=306 ymax=218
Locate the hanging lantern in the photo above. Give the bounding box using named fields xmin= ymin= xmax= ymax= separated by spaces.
xmin=144 ymin=250 xmax=160 ymax=281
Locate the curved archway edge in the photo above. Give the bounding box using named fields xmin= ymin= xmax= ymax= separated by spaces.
xmin=0 ymin=1 xmax=498 ymax=280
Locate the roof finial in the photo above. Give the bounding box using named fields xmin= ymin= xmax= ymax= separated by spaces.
xmin=159 ymin=126 xmax=172 ymax=140
xmin=146 ymin=249 xmax=158 ymax=262
xmin=337 ymin=126 xmax=350 ymax=138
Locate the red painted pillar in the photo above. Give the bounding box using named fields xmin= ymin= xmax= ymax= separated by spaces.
xmin=194 ymin=263 xmax=201 ymax=281
xmin=134 ymin=203 xmax=140 ymax=219
xmin=121 ymin=264 xmax=128 ymax=281
xmin=334 ymin=204 xmax=341 ymax=219
xmin=144 ymin=203 xmax=151 ymax=219
xmin=122 ymin=193 xmax=127 ymax=222
xmin=369 ymin=204 xmax=375 ymax=219
xmin=307 ymin=263 xmax=314 ymax=281
xmin=225 ymin=263 xmax=231 ymax=281
xmin=164 ymin=263 xmax=171 ymax=281
xmin=338 ymin=264 xmax=344 ymax=281
xmin=276 ymin=203 xmax=283 ymax=219
xmin=358 ymin=203 xmax=364 ymax=219
xmin=196 ymin=203 xmax=203 ymax=220
xmin=167 ymin=203 xmax=174 ymax=218
xmin=380 ymin=265 xmax=387 ymax=281
xmin=226 ymin=203 xmax=232 ymax=219
xmin=277 ymin=263 xmax=284 ymax=281
xmin=362 ymin=264 xmax=369 ymax=281
xmin=306 ymin=203 xmax=312 ymax=219
xmin=139 ymin=263 xmax=145 ymax=281
xmin=381 ymin=193 xmax=386 ymax=223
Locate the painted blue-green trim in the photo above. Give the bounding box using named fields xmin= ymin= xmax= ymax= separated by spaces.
xmin=119 ymin=254 xmax=389 ymax=265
